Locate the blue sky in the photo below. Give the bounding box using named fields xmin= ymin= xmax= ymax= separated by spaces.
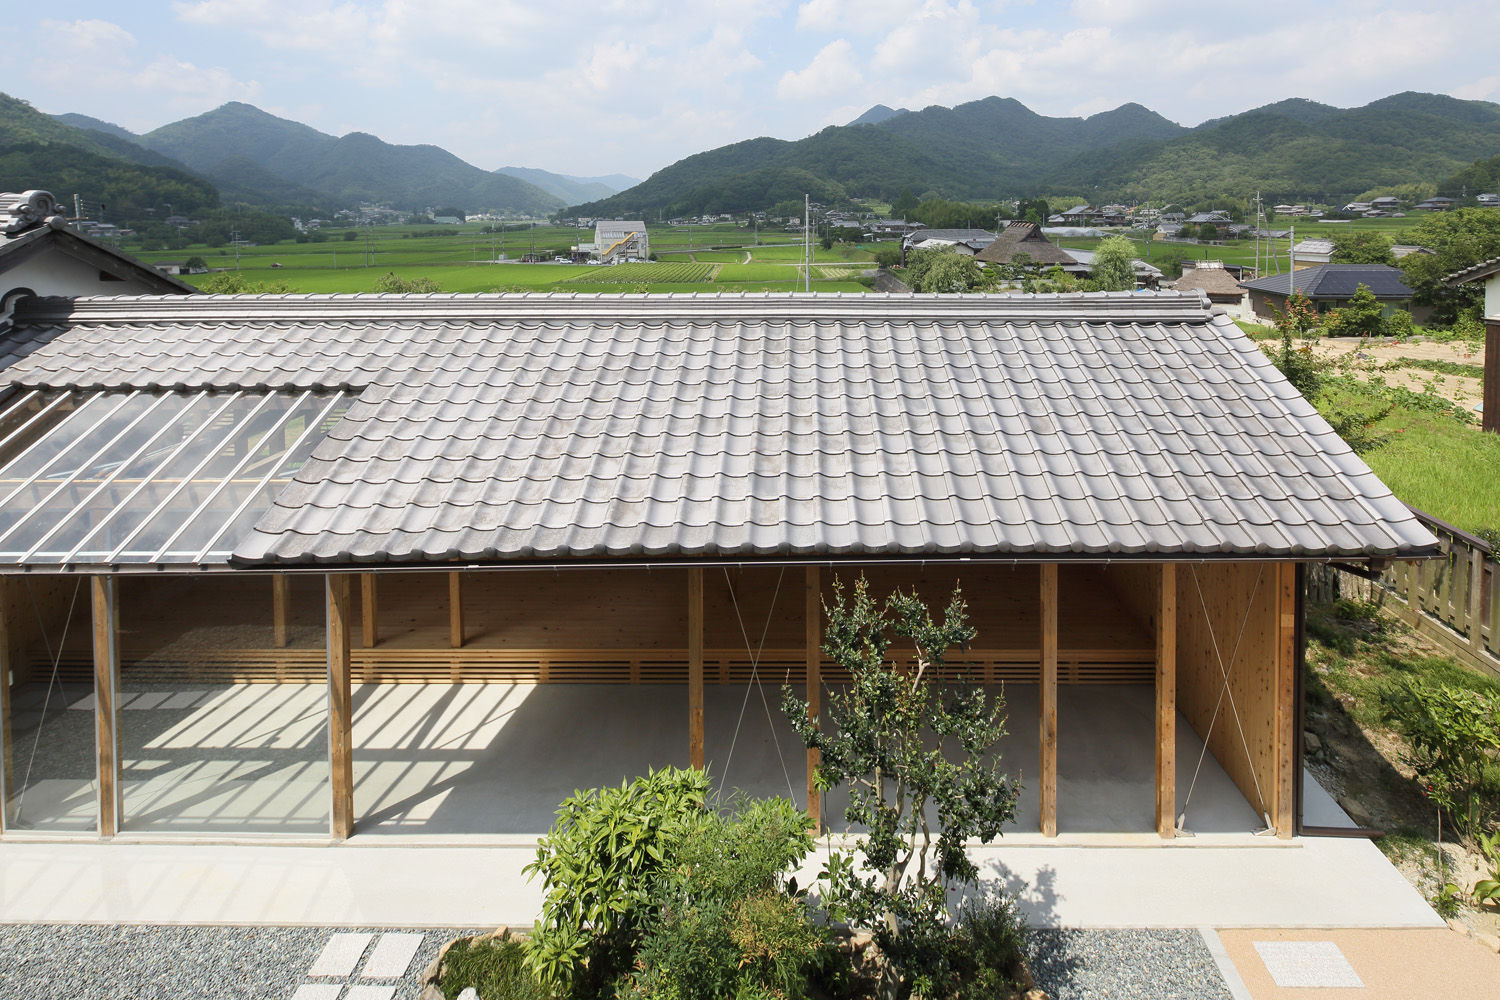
xmin=10 ymin=1 xmax=1500 ymax=180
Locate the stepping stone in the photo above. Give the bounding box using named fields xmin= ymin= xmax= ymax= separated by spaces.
xmin=1254 ymin=940 xmax=1363 ymax=988
xmin=361 ymin=932 xmax=424 ymax=978
xmin=290 ymin=986 xmax=342 ymax=1000
xmin=346 ymin=987 xmax=396 ymax=1000
xmin=309 ymin=931 xmax=373 ymax=977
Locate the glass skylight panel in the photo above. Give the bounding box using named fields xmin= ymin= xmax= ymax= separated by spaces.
xmin=0 ymin=389 xmax=351 ymax=567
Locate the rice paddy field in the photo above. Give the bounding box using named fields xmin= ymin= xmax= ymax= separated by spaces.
xmin=133 ymin=222 xmax=888 ymax=294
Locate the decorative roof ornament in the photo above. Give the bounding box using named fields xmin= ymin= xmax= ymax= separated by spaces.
xmin=0 ymin=190 xmax=66 ymax=237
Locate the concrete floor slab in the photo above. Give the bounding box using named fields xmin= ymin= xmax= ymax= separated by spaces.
xmin=1218 ymin=928 xmax=1500 ymax=998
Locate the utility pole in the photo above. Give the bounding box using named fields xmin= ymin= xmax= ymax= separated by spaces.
xmin=804 ymin=193 xmax=811 ymax=293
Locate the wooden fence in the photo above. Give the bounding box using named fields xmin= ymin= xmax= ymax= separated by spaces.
xmin=1307 ymin=508 xmax=1499 ymax=678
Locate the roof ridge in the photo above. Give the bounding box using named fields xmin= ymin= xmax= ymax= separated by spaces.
xmin=15 ymin=290 xmax=1216 ymax=324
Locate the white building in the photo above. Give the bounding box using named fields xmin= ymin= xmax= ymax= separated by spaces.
xmin=593 ymin=220 xmax=649 ymax=262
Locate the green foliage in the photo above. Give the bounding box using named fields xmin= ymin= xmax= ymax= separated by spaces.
xmin=196 ymin=272 xmax=296 ymax=293
xmin=1331 ymin=231 xmax=1395 ymax=265
xmin=566 ymin=262 xmax=715 ymax=284
xmin=438 ymin=934 xmax=548 ymax=1000
xmin=625 ymin=796 xmax=822 ymax=1000
xmin=523 ymin=766 xmax=710 ymax=996
xmin=184 ymin=256 xmax=206 ymax=270
xmin=1383 ymin=681 xmax=1500 ymax=837
xmin=904 ymin=247 xmax=987 ymax=293
xmin=372 ymin=272 xmax=442 ymax=293
xmin=1089 ymin=235 xmax=1136 ymax=291
xmin=890 ymin=188 xmax=919 ymax=219
xmin=1399 ymin=208 xmax=1500 ymax=323
xmin=1322 ymin=283 xmax=1387 ymax=338
xmin=1474 ymin=830 xmax=1500 ymax=907
xmin=783 ymin=577 xmax=1019 ymax=999
xmin=873 ymin=246 xmax=902 ymax=268
xmin=1264 ymin=292 xmax=1324 ymax=400
xmin=945 ymin=898 xmax=1029 ymax=1000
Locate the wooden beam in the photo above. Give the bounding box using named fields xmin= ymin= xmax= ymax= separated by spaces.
xmin=1155 ymin=563 xmax=1177 ymax=838
xmin=688 ymin=567 xmax=704 ymax=771
xmin=1483 ymin=319 xmax=1498 ymax=435
xmin=93 ymin=576 xmax=121 ymax=838
xmin=805 ymin=565 xmax=821 ymax=831
xmin=360 ymin=573 xmax=378 ymax=648
xmin=272 ymin=574 xmax=291 ymax=649
xmin=327 ymin=573 xmax=354 ymax=841
xmin=1040 ymin=563 xmax=1058 ymax=837
xmin=1274 ymin=562 xmax=1297 ymax=838
xmin=449 ymin=571 xmax=464 ymax=649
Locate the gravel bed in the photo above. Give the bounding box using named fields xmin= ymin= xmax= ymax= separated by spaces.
xmin=1026 ymin=929 xmax=1232 ymax=1000
xmin=0 ymin=924 xmax=468 ymax=999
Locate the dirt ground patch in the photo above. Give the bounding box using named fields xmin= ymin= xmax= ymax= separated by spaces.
xmin=1310 ymin=336 xmax=1487 ymax=413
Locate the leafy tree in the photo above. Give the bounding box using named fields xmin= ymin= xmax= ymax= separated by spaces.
xmin=372 ymin=272 xmax=442 ymax=293
xmin=1331 ymin=231 xmax=1395 ymax=265
xmin=184 ymin=256 xmax=207 ymax=271
xmin=1016 ymin=198 xmax=1050 ymax=226
xmin=196 ymin=273 xmax=295 ymax=293
xmin=905 ymin=248 xmax=984 ymax=293
xmin=890 ymin=188 xmax=918 ymax=219
xmin=873 ymin=246 xmax=901 ymax=268
xmin=1088 ymin=235 xmax=1136 ymax=291
xmin=1265 ymin=291 xmax=1322 ymax=400
xmin=1198 ymin=222 xmax=1219 ymax=242
xmin=1323 ymin=283 xmax=1386 ymax=339
xmin=783 ymin=577 xmax=1019 ymax=1000
xmin=1399 ymin=208 xmax=1500 ymax=324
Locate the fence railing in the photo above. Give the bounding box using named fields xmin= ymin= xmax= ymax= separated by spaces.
xmin=1307 ymin=508 xmax=1498 ymax=677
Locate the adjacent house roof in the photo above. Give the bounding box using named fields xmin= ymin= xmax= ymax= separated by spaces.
xmin=975 ymin=222 xmax=1075 ymax=266
xmin=0 ymin=189 xmax=195 ymax=297
xmin=1172 ymin=264 xmax=1245 ymax=301
xmin=1290 ymin=238 xmax=1335 ymax=257
xmin=903 ymin=228 xmax=995 ymax=248
xmin=1445 ymin=255 xmax=1500 ymax=286
xmin=1239 ymin=264 xmax=1414 ymax=300
xmin=0 ymin=292 xmax=1436 ymax=570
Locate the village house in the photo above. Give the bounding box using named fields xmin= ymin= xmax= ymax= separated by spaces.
xmin=1239 ymin=263 xmax=1430 ymax=322
xmin=0 ymin=290 xmax=1435 ymax=845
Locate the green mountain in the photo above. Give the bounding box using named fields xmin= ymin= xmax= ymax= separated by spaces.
xmin=571 ymin=91 xmax=1500 ymax=217
xmin=1437 ymin=152 xmax=1500 ymax=197
xmin=495 ymin=166 xmax=628 ymax=203
xmin=0 ymin=92 xmax=218 ymax=217
xmin=137 ymin=102 xmax=562 ymax=215
xmin=848 ymin=105 xmax=909 ymax=126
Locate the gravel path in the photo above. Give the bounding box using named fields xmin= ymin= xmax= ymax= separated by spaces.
xmin=1027 ymin=929 xmax=1234 ymax=1000
xmin=0 ymin=924 xmax=468 ymax=999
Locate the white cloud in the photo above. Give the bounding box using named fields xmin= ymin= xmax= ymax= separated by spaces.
xmin=777 ymin=39 xmax=864 ymax=100
xmin=795 ymin=0 xmax=919 ymax=33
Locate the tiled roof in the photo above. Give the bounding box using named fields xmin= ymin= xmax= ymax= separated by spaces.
xmin=1446 ymin=255 xmax=1500 ymax=286
xmin=1239 ymin=264 xmax=1414 ymax=299
xmin=975 ymin=223 xmax=1075 ymax=266
xmin=1 ymin=292 xmax=1437 ymax=567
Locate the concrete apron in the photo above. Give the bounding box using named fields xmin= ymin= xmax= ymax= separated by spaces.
xmin=0 ymin=834 xmax=1442 ymax=929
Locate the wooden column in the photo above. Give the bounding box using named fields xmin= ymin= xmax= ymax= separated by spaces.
xmin=92 ymin=576 xmax=121 ymax=838
xmin=1155 ymin=564 xmax=1177 ymax=838
xmin=327 ymin=574 xmax=354 ymax=840
xmin=1039 ymin=564 xmax=1058 ymax=837
xmin=1483 ymin=319 xmax=1497 ymax=435
xmin=688 ymin=567 xmax=704 ymax=770
xmin=360 ymin=573 xmax=378 ymax=648
xmin=449 ymin=571 xmax=464 ymax=649
xmin=0 ymin=585 xmax=13 ymax=826
xmin=1470 ymin=549 xmax=1486 ymax=658
xmin=805 ymin=566 xmax=821 ymax=830
xmin=1273 ymin=561 xmax=1297 ymax=838
xmin=272 ymin=575 xmax=291 ymax=649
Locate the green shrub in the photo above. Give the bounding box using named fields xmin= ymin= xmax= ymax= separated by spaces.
xmin=626 ymin=796 xmax=823 ymax=1000
xmin=438 ymin=934 xmax=548 ymax=1000
xmin=523 ymin=766 xmax=709 ymax=996
xmin=946 ymin=898 xmax=1029 ymax=1000
xmin=373 ymin=271 xmax=442 ymax=293
xmin=1383 ymin=681 xmax=1500 ymax=836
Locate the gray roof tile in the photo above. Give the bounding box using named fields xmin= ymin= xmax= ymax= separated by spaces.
xmin=0 ymin=291 xmax=1437 ymax=565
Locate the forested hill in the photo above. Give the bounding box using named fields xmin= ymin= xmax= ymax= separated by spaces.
xmin=570 ymin=91 xmax=1500 ymax=217
xmin=134 ymin=103 xmax=563 ymax=215
xmin=0 ymin=93 xmax=219 ymax=217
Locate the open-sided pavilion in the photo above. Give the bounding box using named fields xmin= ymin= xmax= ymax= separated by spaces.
xmin=0 ymin=291 xmax=1436 ymax=845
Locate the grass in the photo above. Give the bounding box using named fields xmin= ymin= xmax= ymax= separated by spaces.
xmin=1314 ymin=380 xmax=1500 ymax=533
xmin=564 ymin=262 xmax=716 ymax=284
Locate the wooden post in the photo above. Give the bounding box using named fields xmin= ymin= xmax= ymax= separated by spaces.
xmin=688 ymin=567 xmax=704 ymax=771
xmin=1039 ymin=564 xmax=1058 ymax=837
xmin=272 ymin=574 xmax=291 ymax=649
xmin=805 ymin=566 xmax=821 ymax=830
xmin=1470 ymin=548 xmax=1485 ymax=657
xmin=93 ymin=576 xmax=121 ymax=838
xmin=1274 ymin=562 xmax=1297 ymax=838
xmin=327 ymin=574 xmax=354 ymax=840
xmin=1483 ymin=319 xmax=1498 ymax=435
xmin=449 ymin=571 xmax=464 ymax=649
xmin=0 ymin=585 xmax=13 ymax=826
xmin=1155 ymin=564 xmax=1177 ymax=838
xmin=360 ymin=573 xmax=378 ymax=648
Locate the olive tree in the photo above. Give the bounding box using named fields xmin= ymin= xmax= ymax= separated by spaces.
xmin=783 ymin=577 xmax=1020 ymax=999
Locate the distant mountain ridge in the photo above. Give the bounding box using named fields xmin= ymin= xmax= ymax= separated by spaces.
xmin=128 ymin=103 xmax=562 ymax=214
xmin=494 ymin=166 xmax=636 ymax=204
xmin=571 ymin=90 xmax=1500 ymax=217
